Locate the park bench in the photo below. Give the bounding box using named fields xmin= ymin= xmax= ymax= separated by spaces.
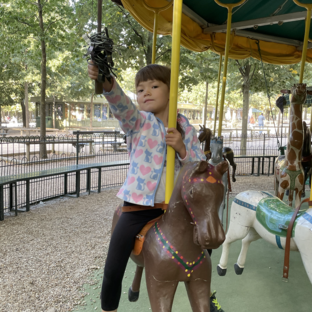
xmin=234 ymin=155 xmax=277 ymax=176
xmin=0 ymin=160 xmax=130 ymax=221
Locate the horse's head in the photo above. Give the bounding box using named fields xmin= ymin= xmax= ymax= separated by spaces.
xmin=291 ymin=83 xmax=307 ymax=105
xmin=210 ymin=136 xmax=223 ymax=164
xmin=180 ymin=160 xmax=228 ymax=250
xmin=198 ymin=125 xmax=211 ymax=142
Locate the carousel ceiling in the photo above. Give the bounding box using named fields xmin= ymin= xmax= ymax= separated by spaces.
xmin=120 ymin=0 xmax=312 ymax=65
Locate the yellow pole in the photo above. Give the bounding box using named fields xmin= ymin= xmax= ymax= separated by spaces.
xmin=142 ymin=0 xmax=173 ymax=64
xmin=152 ymin=13 xmax=159 ymax=64
xmin=165 ymin=0 xmax=183 ymax=204
xmin=213 ymin=54 xmax=223 ymax=136
xmin=214 ymin=0 xmax=246 ymax=137
xmin=293 ymin=0 xmax=312 ymax=205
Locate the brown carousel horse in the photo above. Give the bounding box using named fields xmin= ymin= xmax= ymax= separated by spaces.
xmin=112 ymin=160 xmax=228 ymax=312
xmin=198 ymin=125 xmax=236 ymax=182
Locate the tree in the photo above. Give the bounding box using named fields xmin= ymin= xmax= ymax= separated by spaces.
xmin=2 ymin=0 xmax=76 ymax=157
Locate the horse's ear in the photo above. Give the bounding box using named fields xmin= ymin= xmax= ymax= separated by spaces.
xmin=215 ymin=161 xmax=229 ymax=177
xmin=199 ymin=125 xmax=203 ymax=130
xmin=195 ymin=160 xmax=209 ymax=173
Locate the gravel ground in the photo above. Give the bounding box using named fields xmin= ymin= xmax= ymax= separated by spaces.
xmin=0 ymin=188 xmax=122 ymax=312
xmin=0 ymin=175 xmax=306 ymax=312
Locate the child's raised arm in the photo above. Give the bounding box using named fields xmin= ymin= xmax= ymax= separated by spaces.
xmin=88 ymin=61 xmax=144 ymax=135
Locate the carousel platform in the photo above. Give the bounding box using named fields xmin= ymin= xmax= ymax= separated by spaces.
xmin=72 ymin=194 xmax=312 ymax=312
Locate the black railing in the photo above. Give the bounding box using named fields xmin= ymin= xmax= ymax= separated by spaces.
xmin=0 ymin=131 xmax=129 ymax=215
xmin=0 ymin=131 xmax=286 ymax=216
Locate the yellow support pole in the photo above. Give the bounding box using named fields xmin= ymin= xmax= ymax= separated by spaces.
xmin=152 ymin=13 xmax=159 ymax=64
xmin=293 ymin=0 xmax=312 ymax=205
xmin=213 ymin=54 xmax=223 ymax=136
xmin=293 ymin=0 xmax=312 ymax=83
xmin=142 ymin=0 xmax=173 ymax=64
xmin=214 ymin=0 xmax=246 ymax=137
xmin=165 ymin=0 xmax=183 ymax=204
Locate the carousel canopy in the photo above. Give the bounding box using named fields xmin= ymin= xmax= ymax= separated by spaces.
xmin=121 ymin=0 xmax=312 ymax=65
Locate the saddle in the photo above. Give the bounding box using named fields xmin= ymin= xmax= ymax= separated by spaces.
xmin=122 ymin=203 xmax=168 ymax=255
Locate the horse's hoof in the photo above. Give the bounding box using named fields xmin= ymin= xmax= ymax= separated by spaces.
xmin=234 ymin=263 xmax=244 ymax=275
xmin=217 ymin=265 xmax=227 ymax=276
xmin=128 ymin=287 xmax=140 ymax=302
xmin=286 ymin=190 xmax=289 ymax=196
xmin=302 ymin=192 xmax=305 ymax=198
xmin=232 ymin=178 xmax=236 ymax=182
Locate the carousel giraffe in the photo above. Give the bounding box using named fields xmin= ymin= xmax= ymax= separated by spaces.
xmin=274 ymin=83 xmax=307 ymax=208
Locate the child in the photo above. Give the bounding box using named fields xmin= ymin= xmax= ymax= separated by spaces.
xmin=88 ymin=63 xmax=206 ymax=312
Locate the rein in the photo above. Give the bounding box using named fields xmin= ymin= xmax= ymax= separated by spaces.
xmin=302 ymin=154 xmax=312 ymax=162
xmin=283 ymin=197 xmax=310 ymax=280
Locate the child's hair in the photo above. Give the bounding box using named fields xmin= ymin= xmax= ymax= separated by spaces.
xmin=135 ymin=64 xmax=184 ymax=139
xmin=135 ymin=64 xmax=170 ymax=89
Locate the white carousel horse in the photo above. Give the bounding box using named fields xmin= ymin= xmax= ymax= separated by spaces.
xmin=217 ymin=190 xmax=312 ymax=284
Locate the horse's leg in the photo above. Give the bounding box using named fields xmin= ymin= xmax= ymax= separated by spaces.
xmin=184 ymin=279 xmax=210 ymax=312
xmin=288 ymin=189 xmax=294 ymax=207
xmin=128 ymin=265 xmax=143 ymax=302
xmin=274 ymin=176 xmax=279 ymax=197
xmin=232 ymin=162 xmax=237 ymax=182
xmin=218 ymin=223 xmax=250 ymax=276
xmin=146 ymin=277 xmax=178 ymax=312
xmin=235 ymin=227 xmax=261 ymax=275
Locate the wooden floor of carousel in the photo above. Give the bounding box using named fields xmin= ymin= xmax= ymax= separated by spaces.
xmin=73 ymin=191 xmax=312 ymax=312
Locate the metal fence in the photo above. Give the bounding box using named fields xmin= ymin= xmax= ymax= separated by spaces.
xmin=0 ymin=131 xmax=129 ymax=215
xmin=0 ymin=130 xmax=286 ymax=216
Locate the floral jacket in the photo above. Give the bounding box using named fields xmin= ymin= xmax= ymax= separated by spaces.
xmin=103 ymin=78 xmax=206 ymax=206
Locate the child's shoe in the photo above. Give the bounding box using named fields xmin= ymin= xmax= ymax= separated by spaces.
xmin=210 ymin=291 xmax=224 ymax=312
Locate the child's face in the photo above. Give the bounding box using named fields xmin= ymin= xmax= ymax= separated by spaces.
xmin=136 ymin=80 xmax=169 ymax=115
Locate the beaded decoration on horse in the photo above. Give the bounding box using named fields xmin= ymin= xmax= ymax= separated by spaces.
xmin=154 ymin=222 xmax=206 ymax=277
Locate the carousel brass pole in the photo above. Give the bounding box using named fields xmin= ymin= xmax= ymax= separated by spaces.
xmin=213 ymin=54 xmax=223 ymax=136
xmin=142 ymin=0 xmax=173 ymax=64
xmin=292 ymin=0 xmax=312 ymax=204
xmin=214 ymin=0 xmax=246 ymax=137
xmin=165 ymin=0 xmax=183 ymax=204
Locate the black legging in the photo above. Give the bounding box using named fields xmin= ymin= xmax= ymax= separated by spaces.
xmin=101 ymin=204 xmax=164 ymax=311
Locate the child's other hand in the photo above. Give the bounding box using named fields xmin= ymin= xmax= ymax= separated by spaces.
xmin=88 ymin=60 xmax=99 ymax=80
xmin=165 ymin=128 xmax=186 ymax=159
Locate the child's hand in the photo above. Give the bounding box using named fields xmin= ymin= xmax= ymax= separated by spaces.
xmin=88 ymin=60 xmax=113 ymax=92
xmin=165 ymin=128 xmax=186 ymax=159
xmin=88 ymin=60 xmax=99 ymax=80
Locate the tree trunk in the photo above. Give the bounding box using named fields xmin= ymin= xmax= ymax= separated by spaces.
xmin=24 ymin=82 xmax=29 ymax=128
xmin=21 ymin=101 xmax=26 ymax=128
xmin=52 ymin=95 xmax=56 ymax=128
xmin=203 ymin=81 xmax=208 ymax=126
xmin=240 ymin=81 xmax=250 ymax=155
xmin=38 ymin=0 xmax=47 ymax=158
xmin=90 ymin=93 xmax=94 ymax=129
xmin=145 ymin=32 xmax=153 ymax=65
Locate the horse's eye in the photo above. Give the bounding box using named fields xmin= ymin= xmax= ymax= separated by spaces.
xmin=189 ymin=189 xmax=193 ymax=195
